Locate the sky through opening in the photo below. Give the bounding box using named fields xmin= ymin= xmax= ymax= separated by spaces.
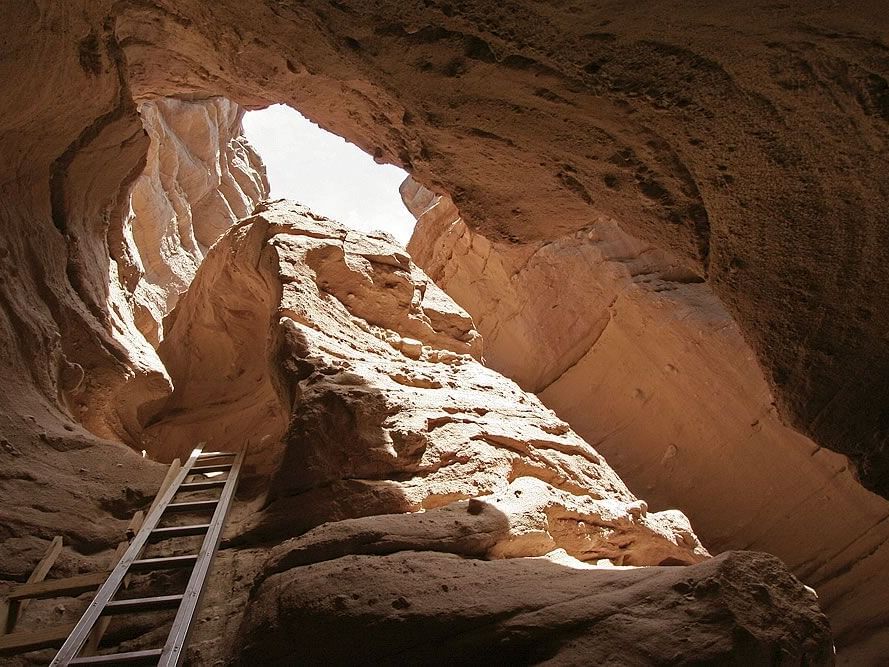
xmin=242 ymin=104 xmax=416 ymax=245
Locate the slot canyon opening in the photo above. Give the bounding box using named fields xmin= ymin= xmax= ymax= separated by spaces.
xmin=242 ymin=104 xmax=417 ymax=245
xmin=2 ymin=3 xmax=888 ymax=664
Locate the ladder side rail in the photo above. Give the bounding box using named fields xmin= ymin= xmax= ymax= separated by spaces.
xmin=81 ymin=458 xmax=174 ymax=658
xmin=159 ymin=448 xmax=245 ymax=667
xmin=51 ymin=448 xmax=204 ymax=666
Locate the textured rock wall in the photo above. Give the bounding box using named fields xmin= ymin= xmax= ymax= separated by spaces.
xmin=0 ymin=200 xmax=833 ymax=666
xmin=0 ymin=0 xmax=884 ymax=661
xmin=125 ymin=97 xmax=268 ymax=345
xmin=0 ymin=204 xmax=832 ymax=665
xmin=0 ymin=89 xmax=264 ymax=447
xmin=138 ymin=202 xmax=826 ymax=665
xmin=0 ymin=89 xmax=264 ymax=663
xmin=405 ymin=178 xmax=889 ymax=662
xmin=1 ymin=0 xmax=887 ymax=494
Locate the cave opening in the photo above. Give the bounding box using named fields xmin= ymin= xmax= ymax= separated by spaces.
xmin=242 ymin=104 xmax=417 ymax=245
xmin=2 ymin=2 xmax=889 ymax=662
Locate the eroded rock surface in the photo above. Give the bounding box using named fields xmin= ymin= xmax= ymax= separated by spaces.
xmin=0 ymin=94 xmax=264 ymax=662
xmin=0 ymin=87 xmax=264 ymax=449
xmin=0 ymin=0 xmax=882 ymax=661
xmin=134 ymin=202 xmax=828 ymax=664
xmin=240 ymin=550 xmax=831 ymax=666
xmin=406 ymin=178 xmax=889 ymax=660
xmin=2 ymin=1 xmax=887 ymax=496
xmin=145 ymin=201 xmax=701 ymax=566
xmin=125 ymin=97 xmax=268 ymax=344
xmin=0 ymin=202 xmax=832 ymax=664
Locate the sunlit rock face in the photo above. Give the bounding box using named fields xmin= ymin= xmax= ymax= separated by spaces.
xmin=125 ymin=97 xmax=268 ymax=345
xmin=0 ymin=88 xmax=264 ymax=449
xmin=145 ymin=201 xmax=700 ymax=565
xmin=0 ymin=1 xmax=883 ymax=661
xmin=405 ymin=177 xmax=889 ymax=661
xmin=3 ymin=1 xmax=888 ymax=498
xmin=0 ymin=94 xmax=263 ymax=664
xmin=137 ymin=201 xmax=828 ymax=664
xmin=0 ymin=202 xmax=832 ymax=664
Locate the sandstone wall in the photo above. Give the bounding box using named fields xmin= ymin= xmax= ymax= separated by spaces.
xmin=0 ymin=200 xmax=833 ymax=665
xmin=2 ymin=1 xmax=887 ymax=496
xmin=405 ymin=178 xmax=889 ymax=662
xmin=125 ymin=97 xmax=269 ymax=345
xmin=0 ymin=90 xmax=265 ymax=664
xmin=0 ymin=0 xmax=885 ymax=661
xmin=143 ymin=202 xmax=827 ymax=665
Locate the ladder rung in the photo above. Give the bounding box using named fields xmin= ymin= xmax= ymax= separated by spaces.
xmin=189 ymin=463 xmax=231 ymax=474
xmin=51 ymin=449 xmax=245 ymax=666
xmin=130 ymin=554 xmax=199 ymax=571
xmin=197 ymin=451 xmax=235 ymax=458
xmin=148 ymin=524 xmax=210 ymax=541
xmin=103 ymin=594 xmax=183 ymax=615
xmin=166 ymin=499 xmax=219 ymax=512
xmin=6 ymin=571 xmax=107 ymax=601
xmin=70 ymin=648 xmax=163 ymax=665
xmin=0 ymin=623 xmax=75 ymax=654
xmin=178 ymin=479 xmax=226 ymax=491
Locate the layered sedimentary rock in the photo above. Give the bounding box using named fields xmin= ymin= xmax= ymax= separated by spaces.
xmin=140 ymin=202 xmax=827 ymax=664
xmin=240 ymin=550 xmax=830 ymax=666
xmin=2 ymin=1 xmax=887 ymax=496
xmin=0 ymin=88 xmax=263 ymax=450
xmin=125 ymin=97 xmax=268 ymax=344
xmin=0 ymin=92 xmax=264 ymax=662
xmin=0 ymin=204 xmax=831 ymax=665
xmin=405 ymin=178 xmax=889 ymax=662
xmin=0 ymin=0 xmax=885 ymax=662
xmin=145 ymin=202 xmax=700 ymax=565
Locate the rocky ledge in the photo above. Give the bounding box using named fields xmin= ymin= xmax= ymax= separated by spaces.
xmin=134 ymin=201 xmax=831 ymax=665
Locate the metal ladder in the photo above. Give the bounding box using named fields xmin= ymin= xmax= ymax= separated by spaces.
xmin=52 ymin=446 xmax=245 ymax=666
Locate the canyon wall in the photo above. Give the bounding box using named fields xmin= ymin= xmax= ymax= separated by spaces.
xmin=0 ymin=85 xmax=264 ymax=450
xmin=2 ymin=203 xmax=832 ymax=664
xmin=2 ymin=0 xmax=888 ymax=496
xmin=148 ymin=203 xmax=828 ymax=664
xmin=126 ymin=97 xmax=268 ymax=345
xmin=0 ymin=91 xmax=266 ymax=661
xmin=0 ymin=0 xmax=886 ymax=662
xmin=405 ymin=178 xmax=889 ymax=663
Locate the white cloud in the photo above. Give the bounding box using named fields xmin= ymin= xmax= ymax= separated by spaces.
xmin=242 ymin=105 xmax=416 ymax=245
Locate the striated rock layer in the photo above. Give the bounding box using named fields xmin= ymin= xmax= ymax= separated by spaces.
xmin=240 ymin=550 xmax=830 ymax=666
xmin=0 ymin=0 xmax=884 ymax=660
xmin=0 ymin=93 xmax=264 ymax=661
xmin=140 ymin=202 xmax=827 ymax=665
xmin=0 ymin=203 xmax=832 ymax=664
xmin=145 ymin=201 xmax=702 ymax=566
xmin=405 ymin=178 xmax=889 ymax=662
xmin=0 ymin=87 xmax=264 ymax=449
xmin=125 ymin=97 xmax=268 ymax=345
xmin=1 ymin=1 xmax=888 ymax=497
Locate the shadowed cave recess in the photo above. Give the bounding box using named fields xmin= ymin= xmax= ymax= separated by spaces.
xmin=1 ymin=1 xmax=888 ymax=665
